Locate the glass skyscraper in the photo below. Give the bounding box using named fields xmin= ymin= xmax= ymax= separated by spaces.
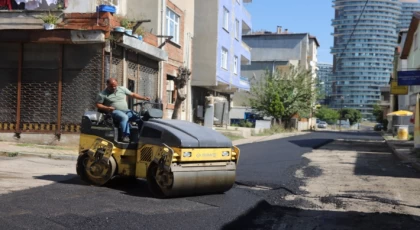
xmin=317 ymin=63 xmax=333 ymax=105
xmin=330 ymin=0 xmax=419 ymax=118
xmin=398 ymin=0 xmax=420 ymax=32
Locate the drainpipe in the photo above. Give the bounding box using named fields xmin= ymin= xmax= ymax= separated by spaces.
xmin=187 ymin=32 xmax=193 ymax=121
xmin=159 ymin=0 xmax=166 ymax=101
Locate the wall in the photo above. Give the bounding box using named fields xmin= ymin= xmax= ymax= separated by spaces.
xmin=191 ymin=0 xmax=218 ymax=86
xmin=215 ymin=0 xmax=249 ymax=88
xmin=243 ymin=34 xmax=306 ymax=63
xmin=407 ymin=23 xmax=420 ymax=69
xmin=124 ymin=0 xmax=159 ymax=35
xmin=64 ymin=0 xmax=96 ymax=13
xmin=407 ymin=23 xmax=420 ymax=109
xmin=233 ymin=60 xmax=288 ymax=106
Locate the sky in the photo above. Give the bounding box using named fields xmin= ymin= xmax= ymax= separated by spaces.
xmin=244 ymin=0 xmax=335 ymax=64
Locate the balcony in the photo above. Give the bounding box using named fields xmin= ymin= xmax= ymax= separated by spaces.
xmin=380 ymin=100 xmax=390 ymax=106
xmin=241 ymin=41 xmax=251 ymax=65
xmin=241 ymin=40 xmax=250 ymax=53
xmin=230 ymin=75 xmax=250 ymax=91
xmin=241 ymin=6 xmax=252 ymax=34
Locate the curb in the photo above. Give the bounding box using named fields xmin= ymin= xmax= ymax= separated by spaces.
xmin=1 ymin=132 xmax=308 ymax=161
xmin=384 ymin=140 xmax=420 ymax=172
xmin=0 ymin=150 xmax=78 ymax=161
xmin=233 ymin=132 xmax=308 ymax=146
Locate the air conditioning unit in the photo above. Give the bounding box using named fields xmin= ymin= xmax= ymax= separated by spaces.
xmin=166 ymin=80 xmax=174 ymax=91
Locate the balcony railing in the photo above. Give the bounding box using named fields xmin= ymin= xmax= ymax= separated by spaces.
xmin=241 ymin=41 xmax=251 ymax=52
xmin=242 ymin=6 xmax=251 ymax=25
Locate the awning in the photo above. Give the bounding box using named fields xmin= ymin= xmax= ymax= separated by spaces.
xmin=119 ymin=35 xmax=168 ymax=62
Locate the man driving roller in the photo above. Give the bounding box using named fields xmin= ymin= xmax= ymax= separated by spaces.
xmin=96 ymin=78 xmax=150 ymax=143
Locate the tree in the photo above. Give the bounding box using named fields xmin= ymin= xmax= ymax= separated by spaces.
xmin=248 ymin=65 xmax=318 ymax=127
xmin=372 ymin=104 xmax=384 ymax=123
xmin=341 ymin=108 xmax=362 ymax=126
xmin=315 ymin=107 xmax=340 ymax=124
xmin=171 ymin=66 xmax=191 ymax=120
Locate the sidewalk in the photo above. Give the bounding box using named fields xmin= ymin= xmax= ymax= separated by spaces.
xmin=0 ymin=141 xmax=79 ymax=161
xmin=0 ymin=131 xmax=309 ymax=161
xmin=383 ymin=133 xmax=420 ymax=172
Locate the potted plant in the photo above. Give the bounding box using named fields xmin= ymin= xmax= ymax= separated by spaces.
xmin=120 ymin=18 xmax=134 ymax=35
xmin=40 ymin=12 xmax=59 ymax=30
xmin=133 ymin=26 xmax=146 ymax=40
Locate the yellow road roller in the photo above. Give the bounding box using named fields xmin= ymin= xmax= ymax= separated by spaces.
xmin=76 ymin=101 xmax=240 ymax=198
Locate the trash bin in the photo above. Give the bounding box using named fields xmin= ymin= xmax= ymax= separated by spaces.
xmin=397 ymin=125 xmax=409 ymax=140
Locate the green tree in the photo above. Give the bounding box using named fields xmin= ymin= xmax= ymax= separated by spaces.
xmin=341 ymin=108 xmax=362 ymax=126
xmin=315 ymin=107 xmax=340 ymax=124
xmin=372 ymin=104 xmax=384 ymax=123
xmin=248 ymin=65 xmax=318 ymax=127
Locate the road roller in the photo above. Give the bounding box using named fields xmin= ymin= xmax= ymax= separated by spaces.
xmin=76 ymin=101 xmax=240 ymax=198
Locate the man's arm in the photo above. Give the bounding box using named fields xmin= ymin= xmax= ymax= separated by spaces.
xmin=120 ymin=86 xmax=150 ymax=101
xmin=130 ymin=93 xmax=150 ymax=101
xmin=96 ymin=103 xmax=115 ymax=113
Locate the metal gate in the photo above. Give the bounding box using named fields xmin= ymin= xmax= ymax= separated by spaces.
xmin=106 ymin=46 xmax=124 ymax=84
xmin=0 ymin=43 xmax=18 ymax=132
xmin=20 ymin=44 xmax=59 ymax=132
xmin=61 ymin=44 xmax=103 ymax=133
xmin=0 ymin=42 xmax=159 ymax=134
xmin=126 ymin=50 xmax=159 ymax=103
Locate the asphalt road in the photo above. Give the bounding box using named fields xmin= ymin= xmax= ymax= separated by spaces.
xmin=0 ymin=130 xmax=411 ymax=230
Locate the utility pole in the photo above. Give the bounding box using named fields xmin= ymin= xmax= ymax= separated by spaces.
xmin=340 ymin=96 xmax=344 ymax=131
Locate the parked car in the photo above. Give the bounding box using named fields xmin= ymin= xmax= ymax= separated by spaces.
xmin=318 ymin=121 xmax=328 ymax=128
xmin=374 ymin=123 xmax=384 ymax=131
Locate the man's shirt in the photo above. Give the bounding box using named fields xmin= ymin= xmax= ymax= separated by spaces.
xmin=97 ymin=86 xmax=132 ymax=111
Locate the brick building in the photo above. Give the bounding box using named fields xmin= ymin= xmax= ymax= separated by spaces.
xmin=132 ymin=0 xmax=194 ymax=121
xmin=0 ymin=0 xmax=168 ymax=145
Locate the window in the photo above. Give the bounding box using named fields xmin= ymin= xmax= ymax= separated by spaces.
xmin=221 ymin=48 xmax=228 ymax=70
xmin=415 ymin=33 xmax=418 ymax=50
xmin=235 ymin=19 xmax=239 ymax=39
xmin=166 ymin=8 xmax=180 ymax=44
xmin=223 ymin=7 xmax=229 ymax=31
xmin=166 ymin=76 xmax=175 ymax=104
xmin=233 ymin=56 xmax=238 ymax=74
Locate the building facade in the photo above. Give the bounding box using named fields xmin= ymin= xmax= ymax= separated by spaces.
xmin=331 ymin=0 xmax=402 ymax=118
xmin=0 ymin=0 xmax=169 ymax=144
xmin=233 ymin=29 xmax=319 ymax=107
xmin=191 ymin=0 xmax=252 ymax=124
xmin=398 ymin=0 xmax=420 ymax=32
xmin=401 ymin=13 xmax=420 ymax=111
xmin=129 ymin=0 xmax=195 ymax=121
xmin=317 ymin=63 xmax=333 ymax=105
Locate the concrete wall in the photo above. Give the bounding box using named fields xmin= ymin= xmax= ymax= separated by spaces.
xmin=124 ymin=0 xmax=160 ymax=35
xmin=407 ymin=23 xmax=420 ymax=69
xmin=254 ymin=120 xmax=271 ymax=133
xmin=233 ymin=61 xmax=288 ymax=106
xmin=309 ymin=38 xmax=318 ymax=79
xmin=64 ymin=0 xmax=97 ymax=13
xmin=191 ymin=0 xmax=218 ymax=86
xmin=407 ymin=23 xmax=420 ymax=108
xmin=243 ymin=34 xmax=307 ymax=63
xmin=229 ymin=106 xmax=253 ymax=119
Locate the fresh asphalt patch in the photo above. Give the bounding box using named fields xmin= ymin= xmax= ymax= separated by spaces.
xmin=3 ymin=130 xmax=408 ymax=229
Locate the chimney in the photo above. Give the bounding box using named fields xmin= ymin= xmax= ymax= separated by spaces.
xmin=277 ymin=26 xmax=282 ymax=34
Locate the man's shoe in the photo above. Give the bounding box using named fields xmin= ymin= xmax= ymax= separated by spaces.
xmin=122 ymin=136 xmax=130 ymax=143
